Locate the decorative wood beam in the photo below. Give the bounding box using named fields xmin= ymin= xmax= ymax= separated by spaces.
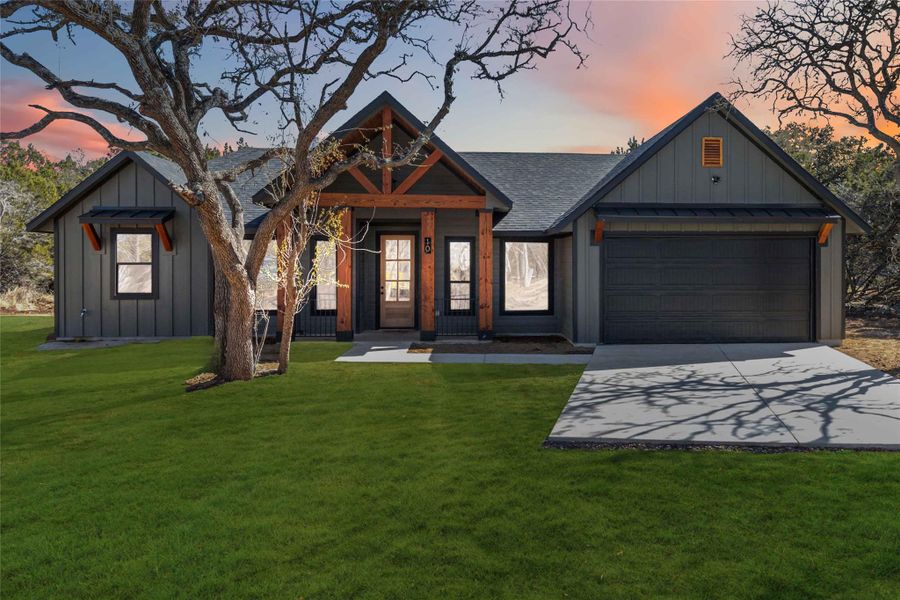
xmin=320 ymin=193 xmax=485 ymax=209
xmin=381 ymin=107 xmax=392 ymax=194
xmin=347 ymin=166 xmax=381 ymax=194
xmin=81 ymin=223 xmax=101 ymax=251
xmin=478 ymin=209 xmax=493 ymax=338
xmin=155 ymin=223 xmax=173 ymax=252
xmin=394 ymin=150 xmax=444 ymax=195
xmin=336 ymin=208 xmax=353 ymax=340
xmin=817 ymin=222 xmax=834 ymax=246
xmin=420 ymin=210 xmax=436 ymax=340
xmin=593 ymin=220 xmax=605 ymax=243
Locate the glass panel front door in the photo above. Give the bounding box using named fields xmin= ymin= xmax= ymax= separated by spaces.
xmin=380 ymin=235 xmax=415 ymax=328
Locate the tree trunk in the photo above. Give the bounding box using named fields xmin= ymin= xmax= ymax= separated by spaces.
xmin=277 ymin=218 xmax=301 ymax=374
xmin=213 ymin=262 xmax=228 ymax=371
xmin=278 ymin=265 xmax=297 ymax=374
xmin=219 ymin=278 xmax=256 ymax=381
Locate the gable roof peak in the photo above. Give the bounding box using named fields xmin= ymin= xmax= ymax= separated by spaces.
xmin=547 ymin=89 xmax=870 ymax=234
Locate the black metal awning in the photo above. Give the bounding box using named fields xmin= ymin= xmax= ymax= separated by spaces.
xmin=78 ymin=206 xmax=175 ymax=225
xmin=593 ymin=205 xmax=841 ymax=223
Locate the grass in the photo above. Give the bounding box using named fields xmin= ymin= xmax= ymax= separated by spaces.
xmin=2 ymin=315 xmax=899 ymax=599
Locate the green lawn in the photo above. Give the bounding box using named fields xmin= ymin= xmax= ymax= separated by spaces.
xmin=2 ymin=316 xmax=898 ymax=599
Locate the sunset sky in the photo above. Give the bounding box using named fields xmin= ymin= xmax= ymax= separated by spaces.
xmin=0 ymin=1 xmax=867 ymax=160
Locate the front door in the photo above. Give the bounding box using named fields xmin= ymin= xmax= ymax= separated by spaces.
xmin=380 ymin=234 xmax=415 ymax=328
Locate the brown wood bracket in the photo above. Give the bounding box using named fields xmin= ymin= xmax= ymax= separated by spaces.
xmin=817 ymin=222 xmax=834 ymax=246
xmin=81 ymin=223 xmax=101 ymax=251
xmin=593 ymin=220 xmax=605 ymax=243
xmin=394 ymin=150 xmax=444 ymax=195
xmin=155 ymin=223 xmax=174 ymax=252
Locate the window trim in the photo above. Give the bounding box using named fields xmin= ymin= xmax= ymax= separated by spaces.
xmin=111 ymin=227 xmax=158 ymax=300
xmin=500 ymin=238 xmax=554 ymax=316
xmin=310 ymin=236 xmax=337 ymax=316
xmin=444 ymin=236 xmax=475 ymax=315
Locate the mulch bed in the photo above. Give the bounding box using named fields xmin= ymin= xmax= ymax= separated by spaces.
xmin=839 ymin=317 xmax=900 ymax=378
xmin=409 ymin=335 xmax=593 ymax=355
xmin=184 ymin=362 xmax=280 ymax=392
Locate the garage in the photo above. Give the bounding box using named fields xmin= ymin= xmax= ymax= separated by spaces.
xmin=602 ymin=236 xmax=813 ymax=343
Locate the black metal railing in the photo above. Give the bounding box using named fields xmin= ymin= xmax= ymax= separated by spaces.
xmin=293 ymin=311 xmax=337 ymax=339
xmin=435 ymin=295 xmax=477 ymax=336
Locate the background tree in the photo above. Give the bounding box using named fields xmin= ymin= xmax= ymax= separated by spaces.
xmin=612 ymin=135 xmax=643 ymax=155
xmin=0 ymin=0 xmax=587 ymax=381
xmin=769 ymin=123 xmax=899 ymax=312
xmin=728 ymin=0 xmax=899 ymax=184
xmin=0 ymin=142 xmax=108 ymax=292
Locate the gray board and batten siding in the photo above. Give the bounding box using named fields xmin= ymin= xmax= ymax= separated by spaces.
xmin=53 ymin=159 xmax=212 ymax=338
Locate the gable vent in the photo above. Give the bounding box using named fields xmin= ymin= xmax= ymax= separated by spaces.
xmin=701 ymin=137 xmax=723 ymax=167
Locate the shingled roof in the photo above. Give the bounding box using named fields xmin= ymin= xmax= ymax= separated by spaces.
xmin=136 ymin=148 xmax=287 ymax=225
xmin=28 ymin=91 xmax=870 ymax=237
xmin=459 ymin=152 xmax=624 ymax=233
xmin=26 ymin=148 xmax=287 ymax=232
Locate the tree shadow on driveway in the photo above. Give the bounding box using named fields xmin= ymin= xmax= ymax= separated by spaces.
xmin=548 ymin=344 xmax=900 ymax=449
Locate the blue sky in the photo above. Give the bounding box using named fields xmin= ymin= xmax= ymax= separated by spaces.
xmin=3 ymin=1 xmax=830 ymax=160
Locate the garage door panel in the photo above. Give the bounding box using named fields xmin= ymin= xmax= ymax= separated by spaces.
xmin=605 ymin=294 xmax=660 ymax=313
xmin=603 ymin=236 xmax=812 ymax=343
xmin=606 ymin=266 xmax=659 ymax=286
xmin=659 ymin=238 xmax=710 ymax=257
xmin=605 ymin=239 xmax=659 ymax=259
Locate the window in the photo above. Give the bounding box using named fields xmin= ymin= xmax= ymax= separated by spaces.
xmin=244 ymin=239 xmax=279 ymax=311
xmin=114 ymin=230 xmax=155 ymax=298
xmin=313 ymin=239 xmax=337 ymax=313
xmin=446 ymin=238 xmax=473 ymax=312
xmin=502 ymin=240 xmax=552 ymax=314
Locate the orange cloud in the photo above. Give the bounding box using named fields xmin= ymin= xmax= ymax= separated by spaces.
xmin=1 ymin=78 xmax=141 ymax=159
xmin=539 ymin=1 xmax=896 ymax=150
xmin=540 ymin=1 xmax=753 ymax=139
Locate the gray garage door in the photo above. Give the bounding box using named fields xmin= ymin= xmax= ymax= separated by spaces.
xmin=603 ymin=236 xmax=812 ymax=343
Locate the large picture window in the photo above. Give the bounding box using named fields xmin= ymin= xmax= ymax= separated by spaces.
xmin=446 ymin=238 xmax=473 ymax=312
xmin=114 ymin=230 xmax=155 ymax=298
xmin=244 ymin=239 xmax=279 ymax=311
xmin=313 ymin=238 xmax=337 ymax=313
xmin=502 ymin=240 xmax=552 ymax=314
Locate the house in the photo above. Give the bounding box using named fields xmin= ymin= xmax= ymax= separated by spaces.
xmin=26 ymin=92 xmax=870 ymax=346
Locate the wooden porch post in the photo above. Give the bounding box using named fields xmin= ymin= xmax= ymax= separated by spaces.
xmin=477 ymin=209 xmax=493 ymax=339
xmin=420 ymin=209 xmax=436 ymax=340
xmin=336 ymin=208 xmax=354 ymax=341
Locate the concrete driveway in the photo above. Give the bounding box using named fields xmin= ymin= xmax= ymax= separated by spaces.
xmin=548 ymin=344 xmax=900 ymax=449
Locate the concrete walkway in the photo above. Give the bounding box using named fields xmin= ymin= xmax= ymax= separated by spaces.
xmin=335 ymin=342 xmax=592 ymax=365
xmin=548 ymin=343 xmax=900 ymax=449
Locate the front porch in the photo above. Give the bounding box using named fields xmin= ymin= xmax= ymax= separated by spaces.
xmin=281 ymin=206 xmax=495 ymax=341
xmin=275 ymin=99 xmax=505 ymax=342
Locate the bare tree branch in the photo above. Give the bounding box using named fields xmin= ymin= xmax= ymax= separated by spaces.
xmin=728 ymin=0 xmax=900 ymax=176
xmin=0 ymin=104 xmax=152 ymax=151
